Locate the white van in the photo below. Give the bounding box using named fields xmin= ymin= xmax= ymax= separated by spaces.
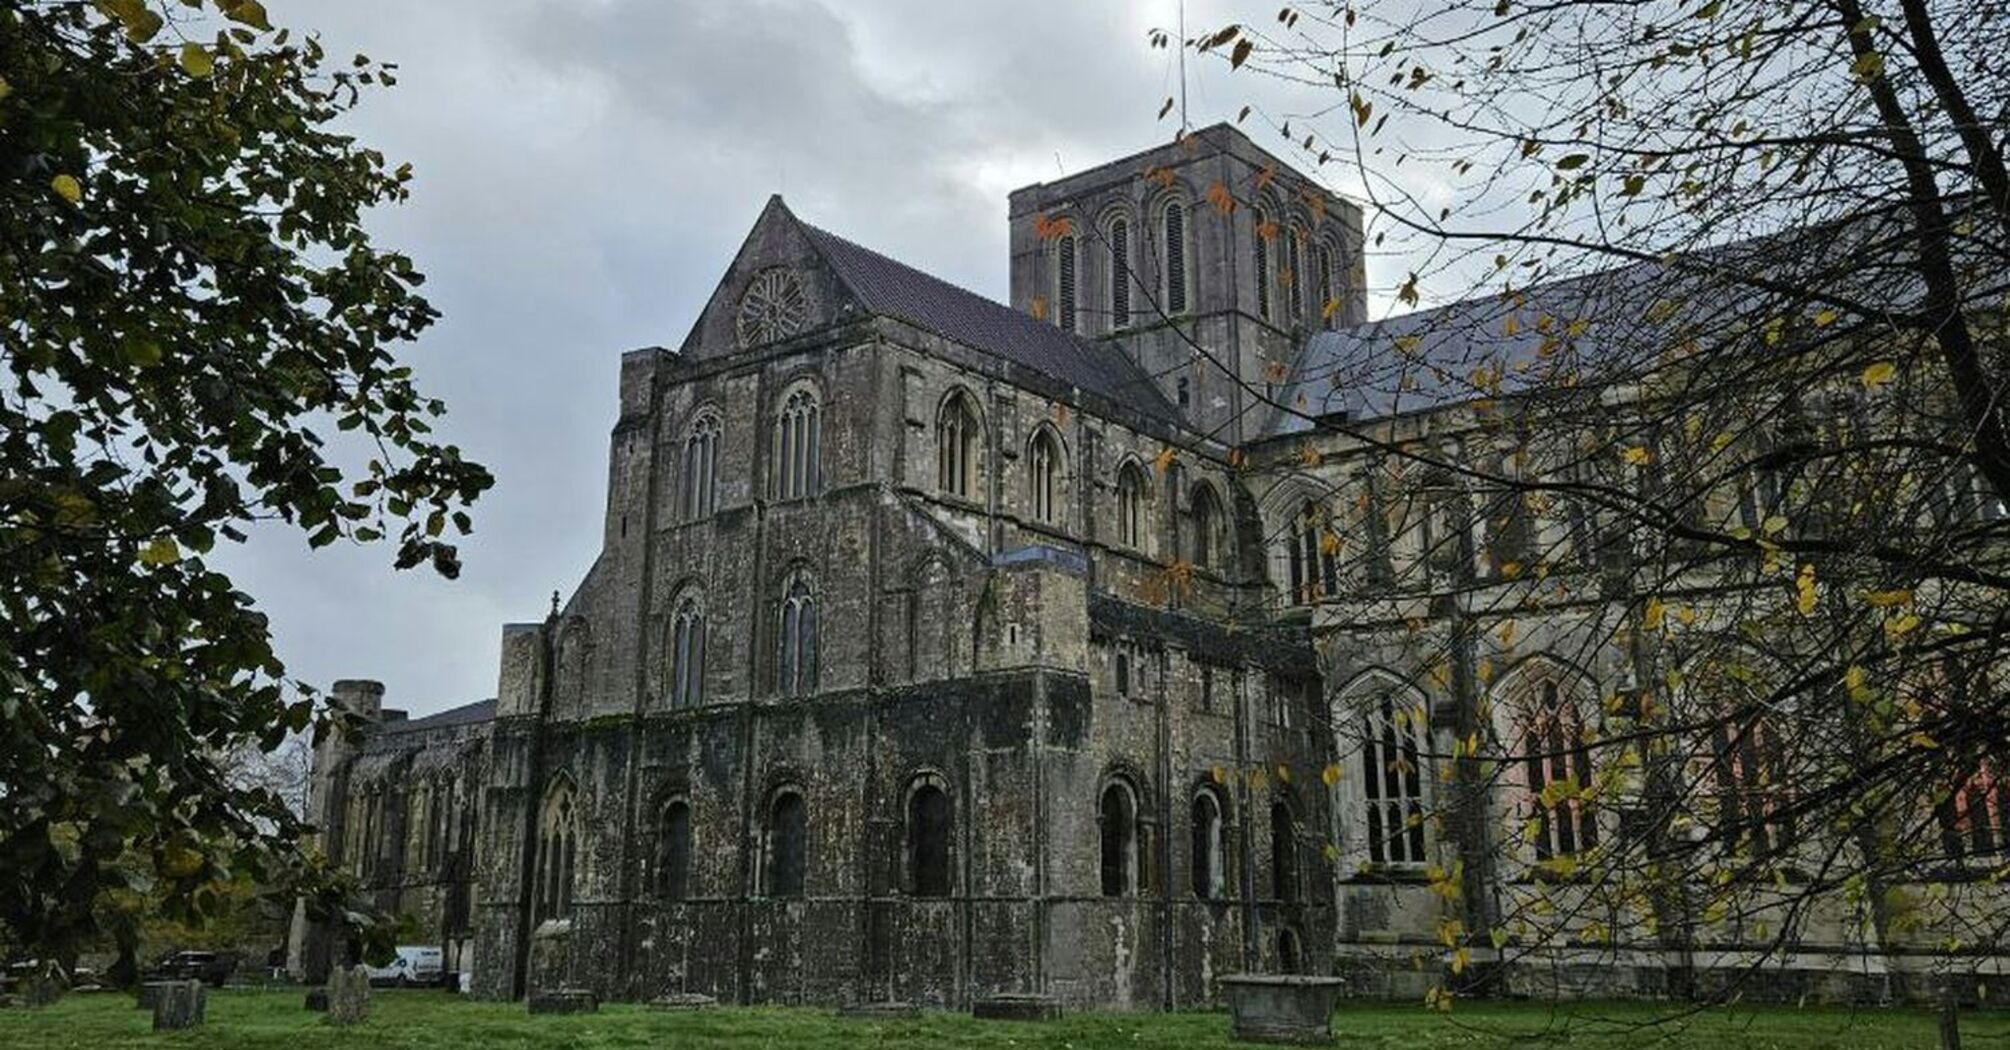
xmin=364 ymin=946 xmax=443 ymax=987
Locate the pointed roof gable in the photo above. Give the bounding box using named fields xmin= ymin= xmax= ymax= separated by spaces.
xmin=787 ymin=206 xmax=1183 ymax=425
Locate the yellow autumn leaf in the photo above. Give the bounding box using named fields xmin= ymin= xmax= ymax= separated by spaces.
xmin=1211 ymin=765 xmax=1227 ymax=785
xmin=1794 ymin=564 xmax=1817 ymax=616
xmin=1861 ymin=361 xmax=1896 ymax=390
xmin=1321 ymin=763 xmax=1341 ymax=787
xmin=1642 ymin=596 xmax=1665 ymax=631
xmin=1621 ymin=446 xmax=1652 ymax=466
xmin=1153 ymin=446 xmax=1177 ymax=474
xmin=1275 ymin=764 xmax=1291 ymax=783
xmin=1863 ymin=589 xmax=1913 ymax=607
xmin=139 ymin=536 xmax=181 ymax=567
xmin=180 ymin=42 xmax=215 ymax=78
xmin=51 ymin=174 xmax=82 ymax=204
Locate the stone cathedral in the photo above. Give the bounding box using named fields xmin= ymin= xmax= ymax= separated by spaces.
xmin=291 ymin=126 xmax=2009 ymax=1009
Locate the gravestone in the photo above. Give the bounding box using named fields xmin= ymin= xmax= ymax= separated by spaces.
xmin=647 ymin=992 xmax=717 ymax=1011
xmin=839 ymin=1000 xmax=920 ymax=1019
xmin=151 ymin=980 xmax=206 ymax=1031
xmin=325 ymin=964 xmax=370 ymax=1026
xmin=18 ymin=964 xmax=66 ymax=1007
xmin=136 ymin=981 xmax=175 ymax=1011
xmin=972 ymin=993 xmax=1062 ymax=1021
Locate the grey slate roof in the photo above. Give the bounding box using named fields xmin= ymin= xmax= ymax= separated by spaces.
xmin=800 ymin=221 xmax=1184 ymax=425
xmin=375 ymin=697 xmax=497 ymax=737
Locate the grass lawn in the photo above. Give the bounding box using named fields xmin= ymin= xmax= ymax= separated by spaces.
xmin=1 ymin=988 xmax=2003 ymax=1049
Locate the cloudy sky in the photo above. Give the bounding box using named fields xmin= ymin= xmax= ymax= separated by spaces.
xmin=235 ymin=0 xmax=1382 ymax=717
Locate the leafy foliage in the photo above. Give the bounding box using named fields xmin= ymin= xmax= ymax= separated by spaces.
xmin=0 ymin=2 xmax=490 ymax=960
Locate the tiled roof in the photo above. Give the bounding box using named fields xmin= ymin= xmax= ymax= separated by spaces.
xmin=800 ymin=221 xmax=1184 ymax=425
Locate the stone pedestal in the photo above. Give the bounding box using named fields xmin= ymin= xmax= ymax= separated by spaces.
xmin=839 ymin=1000 xmax=920 ymax=1019
xmin=972 ymin=993 xmax=1062 ymax=1021
xmin=150 ymin=980 xmax=206 ymax=1031
xmin=325 ymin=964 xmax=370 ymax=1026
xmin=1219 ymin=975 xmax=1344 ymax=1044
xmin=647 ymin=992 xmax=718 ymax=1011
xmin=528 ymin=988 xmax=598 ymax=1014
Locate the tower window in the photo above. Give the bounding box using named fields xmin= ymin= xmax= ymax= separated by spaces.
xmin=1253 ymin=209 xmax=1272 ymax=321
xmin=1190 ymin=484 xmax=1223 ymax=569
xmin=1056 ymin=235 xmax=1078 ymax=333
xmin=1316 ymin=242 xmax=1337 ymax=328
xmin=774 ymin=388 xmax=821 ymax=500
xmin=1271 ymin=801 xmax=1299 ymax=902
xmin=1109 ymin=219 xmax=1132 ymax=329
xmin=778 ymin=575 xmax=818 ymax=698
xmin=1164 ymin=201 xmax=1188 ymax=316
xmin=1285 ymin=227 xmax=1304 ymax=322
xmin=669 ymin=597 xmax=705 ymax=708
xmin=682 ymin=413 xmax=721 ymax=520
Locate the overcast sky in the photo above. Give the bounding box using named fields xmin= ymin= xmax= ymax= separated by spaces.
xmin=234 ymin=0 xmax=1384 ymax=717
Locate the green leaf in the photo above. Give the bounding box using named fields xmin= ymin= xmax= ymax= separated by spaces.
xmin=180 ymin=42 xmax=215 ymax=78
xmin=139 ymin=536 xmax=181 ymax=567
xmin=224 ymin=0 xmax=273 ymax=30
xmin=1557 ymin=153 xmax=1590 ymax=170
xmin=121 ymin=335 xmax=164 ymax=368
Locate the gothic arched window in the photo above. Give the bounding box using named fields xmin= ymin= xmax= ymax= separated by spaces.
xmin=765 ymin=789 xmax=807 ymax=899
xmin=1191 ymin=788 xmax=1226 ymax=900
xmin=1116 ymin=463 xmax=1146 ymax=549
xmin=1270 ymin=800 xmax=1299 ymax=902
xmin=1316 ymin=241 xmax=1337 ymax=328
xmin=1522 ymin=681 xmax=1599 ymax=861
xmin=668 ymin=596 xmax=705 ymax=709
xmin=655 ymin=799 xmax=692 ymax=900
xmin=1253 ymin=209 xmax=1272 ymax=322
xmin=1288 ymin=500 xmax=1337 ymax=603
xmin=778 ymin=575 xmax=818 ymax=698
xmin=682 ymin=412 xmax=720 ymax=520
xmin=1362 ymin=693 xmax=1429 ymax=866
xmin=1284 ymin=225 xmax=1304 ymax=322
xmin=1710 ymin=713 xmax=1795 ymax=858
xmin=908 ymin=777 xmax=952 ymax=898
xmin=1190 ymin=483 xmax=1224 ymax=570
xmin=1099 ymin=779 xmax=1139 ymax=897
xmin=533 ymin=779 xmax=578 ymax=924
xmin=937 ymin=391 xmax=980 ymax=499
xmin=1056 ymin=235 xmax=1079 ymax=333
xmin=1108 ymin=217 xmax=1132 ymax=329
xmin=774 ymin=387 xmax=821 ymax=501
xmin=1163 ymin=200 xmax=1189 ymax=316
xmin=1027 ymin=428 xmax=1063 ymax=525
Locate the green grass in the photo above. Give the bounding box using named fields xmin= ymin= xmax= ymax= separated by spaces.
xmin=1 ymin=988 xmax=2002 ymax=1049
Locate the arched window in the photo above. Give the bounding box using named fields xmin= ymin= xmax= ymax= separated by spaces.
xmin=1288 ymin=500 xmax=1337 ymax=603
xmin=1316 ymin=242 xmax=1337 ymax=328
xmin=1522 ymin=681 xmax=1599 ymax=861
xmin=1270 ymin=800 xmax=1299 ymax=902
xmin=1115 ymin=648 xmax=1132 ymax=698
xmin=1117 ymin=463 xmax=1146 ymax=549
xmin=1710 ymin=713 xmax=1795 ymax=858
xmin=1163 ymin=200 xmax=1189 ymax=316
xmin=655 ymin=799 xmax=692 ymax=900
xmin=533 ymin=779 xmax=578 ymax=924
xmin=669 ymin=596 xmax=705 ymax=709
xmin=765 ymin=789 xmax=807 ymax=899
xmin=1277 ymin=929 xmax=1304 ymax=974
xmin=1940 ymin=759 xmax=2008 ymax=860
xmin=1190 ymin=484 xmax=1223 ymax=569
xmin=777 ymin=575 xmax=817 ymax=698
xmin=937 ymin=391 xmax=980 ymax=499
xmin=1108 ymin=218 xmax=1132 ymax=329
xmin=908 ymin=778 xmax=952 ymax=897
xmin=1191 ymin=788 xmax=1226 ymax=900
xmin=1027 ymin=428 xmax=1063 ymax=525
xmin=1099 ymin=779 xmax=1139 ymax=897
xmin=1362 ymin=693 xmax=1429 ymax=866
xmin=1056 ymin=235 xmax=1079 ymax=333
xmin=1284 ymin=226 xmax=1304 ymax=322
xmin=774 ymin=387 xmax=821 ymax=501
xmin=682 ymin=413 xmax=720 ymax=520
xmin=1253 ymin=209 xmax=1272 ymax=322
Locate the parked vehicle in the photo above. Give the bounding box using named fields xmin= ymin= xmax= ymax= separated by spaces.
xmin=144 ymin=950 xmax=238 ymax=987
xmin=364 ymin=946 xmax=443 ymax=987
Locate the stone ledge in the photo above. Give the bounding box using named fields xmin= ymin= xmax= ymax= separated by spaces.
xmin=839 ymin=1000 xmax=921 ymax=1019
xmin=972 ymin=993 xmax=1062 ymax=1021
xmin=647 ymin=992 xmax=718 ymax=1011
xmin=528 ymin=988 xmax=599 ymax=1015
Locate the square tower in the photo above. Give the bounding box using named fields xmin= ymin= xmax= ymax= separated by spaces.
xmin=1008 ymin=124 xmax=1366 ymax=444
